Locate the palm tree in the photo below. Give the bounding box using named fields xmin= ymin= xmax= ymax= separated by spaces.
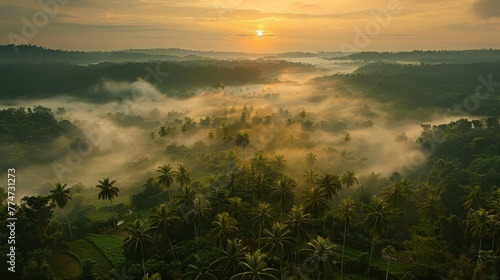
xmin=174 ymin=164 xmax=191 ymax=188
xmin=362 ymin=197 xmax=393 ymax=274
xmin=302 ymin=187 xmax=330 ymax=218
xmin=382 ymin=181 xmax=411 ymax=216
xmin=187 ymin=196 xmax=212 ymax=240
xmin=336 ymin=198 xmax=357 ymax=279
xmin=230 ymin=250 xmax=279 ymax=280
xmin=226 ymin=197 xmax=248 ymax=223
xmin=48 ymin=182 xmax=73 ymax=240
xmin=96 ymin=177 xmax=119 ymax=229
xmin=123 ymin=219 xmax=156 ymax=276
xmin=211 ymin=239 xmax=248 ymax=278
xmin=343 ymin=133 xmax=351 ymax=143
xmin=212 ymin=212 xmax=239 ymax=250
xmin=158 ymin=126 xmax=168 ymax=138
xmin=251 ymin=202 xmax=276 ymax=247
xmin=282 ymin=205 xmax=311 ymax=243
xmin=340 ymin=170 xmax=358 ymax=189
xmin=273 ymin=155 xmax=287 ymax=172
xmin=260 ymin=222 xmax=295 ymax=275
xmin=177 ymin=185 xmax=197 ymax=211
xmin=149 ymin=203 xmax=179 ymax=261
xmin=305 ymin=152 xmax=317 ymax=168
xmin=316 ymin=173 xmax=342 ymax=200
xmin=250 ymin=173 xmax=272 ymax=200
xmin=462 ymin=185 xmax=487 ymax=211
xmin=154 ymin=164 xmax=175 ymax=201
xmin=302 ymin=236 xmax=338 ymax=280
xmin=182 ymin=255 xmax=219 ymax=280
xmin=416 ymin=194 xmax=446 ymax=223
xmin=251 ymin=151 xmax=269 ymax=171
xmin=381 ymin=245 xmax=396 ymax=280
xmin=303 ymin=169 xmax=319 ymax=188
xmin=269 ymin=176 xmax=296 ymax=213
xmin=223 ymin=169 xmax=244 ymax=197
xmin=469 ymin=208 xmax=493 ymax=251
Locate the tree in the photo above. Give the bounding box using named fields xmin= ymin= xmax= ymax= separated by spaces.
xmin=303 ymin=169 xmax=319 ymax=188
xmin=341 ymin=170 xmax=358 ymax=189
xmin=273 ymin=155 xmax=287 ymax=172
xmin=305 ymin=152 xmax=317 ymax=168
xmin=177 ymin=185 xmax=197 ymax=210
xmin=250 ymin=173 xmax=272 ymax=200
xmin=336 ymin=198 xmax=357 ymax=279
xmin=269 ymin=175 xmax=296 ymax=213
xmin=381 ymin=245 xmax=396 ymax=280
xmin=212 ymin=212 xmax=239 ymax=250
xmin=123 ymin=219 xmax=156 ymax=276
xmin=226 ymin=197 xmax=248 ymax=223
xmin=302 ymin=236 xmax=338 ymax=280
xmin=235 ymin=132 xmax=251 ymax=149
xmin=174 ymin=164 xmax=192 ymax=188
xmin=149 ymin=203 xmax=180 ymax=261
xmin=158 ymin=126 xmax=168 ymax=138
xmin=316 ymin=173 xmax=341 ymax=200
xmin=282 ymin=205 xmax=311 ymax=243
xmin=362 ymin=197 xmax=393 ymax=274
xmin=223 ymin=169 xmax=244 ymax=197
xmin=343 ymin=133 xmax=351 ymax=143
xmin=381 ymin=180 xmax=411 ymax=216
xmin=260 ymin=222 xmax=295 ymax=274
xmin=187 ymin=196 xmax=212 ymax=240
xmin=96 ymin=178 xmax=119 ymax=229
xmin=469 ymin=208 xmax=492 ymax=251
xmin=461 ymin=185 xmax=487 ymax=211
xmin=230 ymin=250 xmax=279 ymax=280
xmin=302 ymin=187 xmax=330 ymax=218
xmin=211 ymin=239 xmax=248 ymax=278
xmin=251 ymin=202 xmax=276 ymax=247
xmin=416 ymin=194 xmax=446 ymax=223
xmin=48 ymin=182 xmax=73 ymax=240
xmin=182 ymin=255 xmax=219 ymax=280
xmin=154 ymin=164 xmax=175 ymax=201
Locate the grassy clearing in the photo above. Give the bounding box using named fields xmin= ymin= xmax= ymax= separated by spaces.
xmin=48 ymin=251 xmax=81 ymax=279
xmin=67 ymin=239 xmax=113 ymax=276
xmin=342 ymin=247 xmax=406 ymax=273
xmin=86 ymin=234 xmax=126 ymax=267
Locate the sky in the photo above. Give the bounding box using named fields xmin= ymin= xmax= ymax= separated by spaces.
xmin=1 ymin=0 xmax=500 ymax=52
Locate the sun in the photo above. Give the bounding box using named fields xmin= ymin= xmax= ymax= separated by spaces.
xmin=256 ymin=30 xmax=263 ymax=37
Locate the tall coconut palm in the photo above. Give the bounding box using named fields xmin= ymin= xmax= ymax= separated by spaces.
xmin=230 ymin=250 xmax=279 ymax=280
xmin=212 ymin=212 xmax=239 ymax=250
xmin=336 ymin=198 xmax=357 ymax=279
xmin=282 ymin=205 xmax=311 ymax=244
xmin=123 ymin=219 xmax=156 ymax=276
xmin=362 ymin=197 xmax=393 ymax=274
xmin=251 ymin=202 xmax=276 ymax=247
xmin=226 ymin=197 xmax=248 ymax=223
xmin=302 ymin=187 xmax=330 ymax=218
xmin=177 ymin=185 xmax=197 ymax=211
xmin=154 ymin=164 xmax=175 ymax=201
xmin=259 ymin=222 xmax=295 ymax=275
xmin=381 ymin=181 xmax=411 ymax=216
xmin=341 ymin=170 xmax=358 ymax=189
xmin=316 ymin=173 xmax=341 ymax=200
xmin=416 ymin=194 xmax=446 ymax=223
xmin=149 ymin=203 xmax=180 ymax=261
xmin=187 ymin=196 xmax=212 ymax=240
xmin=273 ymin=155 xmax=287 ymax=172
xmin=303 ymin=169 xmax=319 ymax=188
xmin=381 ymin=245 xmax=396 ymax=280
xmin=250 ymin=173 xmax=272 ymax=200
xmin=174 ymin=164 xmax=192 ymax=188
xmin=96 ymin=177 xmax=119 ymax=229
xmin=182 ymin=255 xmax=219 ymax=280
xmin=269 ymin=176 xmax=296 ymax=213
xmin=223 ymin=169 xmax=244 ymax=197
xmin=211 ymin=239 xmax=248 ymax=278
xmin=469 ymin=208 xmax=492 ymax=251
xmin=48 ymin=182 xmax=73 ymax=240
xmin=305 ymin=152 xmax=317 ymax=168
xmin=302 ymin=236 xmax=338 ymax=280
xmin=462 ymin=185 xmax=487 ymax=211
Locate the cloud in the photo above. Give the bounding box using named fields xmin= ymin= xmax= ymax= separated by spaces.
xmin=444 ymin=22 xmax=497 ymax=31
xmin=472 ymin=0 xmax=500 ymax=19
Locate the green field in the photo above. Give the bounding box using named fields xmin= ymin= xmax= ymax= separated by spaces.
xmin=86 ymin=234 xmax=127 ymax=267
xmin=66 ymin=239 xmax=114 ymax=276
xmin=342 ymin=247 xmax=406 ymax=274
xmin=48 ymin=251 xmax=81 ymax=279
